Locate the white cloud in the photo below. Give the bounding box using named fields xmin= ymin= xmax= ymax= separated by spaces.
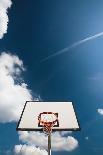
xmin=88 ymin=73 xmax=103 ymax=81
xmin=14 ymin=144 xmax=47 ymax=155
xmin=0 ymin=0 xmax=12 ymax=39
xmin=0 ymin=52 xmax=33 ymax=123
xmin=52 ymin=132 xmax=78 ymax=151
xmin=18 ymin=131 xmax=78 ymax=152
xmin=85 ymin=137 xmax=89 ymax=140
xmin=60 ymin=131 xmax=72 ymax=136
xmin=97 ymin=109 xmax=103 ymax=115
xmin=87 ymin=72 xmax=103 ymax=95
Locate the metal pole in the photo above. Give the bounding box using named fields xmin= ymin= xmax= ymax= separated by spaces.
xmin=48 ymin=133 xmax=51 ymax=155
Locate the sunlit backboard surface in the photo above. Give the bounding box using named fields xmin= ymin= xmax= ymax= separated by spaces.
xmin=17 ymin=101 xmax=80 ymax=131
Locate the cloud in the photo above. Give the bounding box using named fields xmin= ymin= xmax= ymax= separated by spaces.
xmin=0 ymin=52 xmax=33 ymax=123
xmin=60 ymin=131 xmax=72 ymax=136
xmin=18 ymin=131 xmax=78 ymax=152
xmin=0 ymin=0 xmax=12 ymax=39
xmin=87 ymin=72 xmax=103 ymax=95
xmin=14 ymin=144 xmax=47 ymax=155
xmin=52 ymin=132 xmax=78 ymax=151
xmin=88 ymin=73 xmax=103 ymax=81
xmin=97 ymin=109 xmax=103 ymax=115
xmin=41 ymin=31 xmax=103 ymax=62
xmin=85 ymin=137 xmax=89 ymax=140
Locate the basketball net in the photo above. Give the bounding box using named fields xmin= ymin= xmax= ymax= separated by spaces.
xmin=38 ymin=112 xmax=58 ymax=135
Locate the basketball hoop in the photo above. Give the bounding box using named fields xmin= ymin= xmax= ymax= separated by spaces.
xmin=38 ymin=112 xmax=59 ymax=135
xmin=17 ymin=101 xmax=80 ymax=155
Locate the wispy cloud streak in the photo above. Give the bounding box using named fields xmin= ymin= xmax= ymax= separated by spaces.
xmin=41 ymin=31 xmax=103 ymax=62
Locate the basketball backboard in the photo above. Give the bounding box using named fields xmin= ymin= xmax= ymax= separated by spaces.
xmin=17 ymin=101 xmax=80 ymax=131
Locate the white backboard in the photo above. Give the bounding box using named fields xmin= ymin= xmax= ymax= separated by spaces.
xmin=17 ymin=101 xmax=80 ymax=131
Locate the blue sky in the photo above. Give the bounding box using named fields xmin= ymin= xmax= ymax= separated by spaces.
xmin=0 ymin=0 xmax=103 ymax=154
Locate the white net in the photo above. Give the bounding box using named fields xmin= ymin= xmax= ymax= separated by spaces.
xmin=38 ymin=112 xmax=58 ymax=135
xmin=41 ymin=113 xmax=57 ymax=123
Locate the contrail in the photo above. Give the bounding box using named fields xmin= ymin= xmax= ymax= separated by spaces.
xmin=41 ymin=31 xmax=103 ymax=62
